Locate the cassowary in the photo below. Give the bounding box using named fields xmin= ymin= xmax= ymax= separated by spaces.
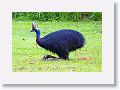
xmin=31 ymin=21 xmax=85 ymax=60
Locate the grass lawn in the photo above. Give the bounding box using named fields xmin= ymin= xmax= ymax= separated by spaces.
xmin=12 ymin=21 xmax=102 ymax=72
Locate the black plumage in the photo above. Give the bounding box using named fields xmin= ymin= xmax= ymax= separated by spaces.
xmin=31 ymin=21 xmax=85 ymax=60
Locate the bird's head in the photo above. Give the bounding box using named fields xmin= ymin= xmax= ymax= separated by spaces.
xmin=30 ymin=21 xmax=40 ymax=33
xmin=31 ymin=21 xmax=40 ymax=38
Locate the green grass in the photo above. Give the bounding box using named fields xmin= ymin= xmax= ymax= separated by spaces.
xmin=12 ymin=21 xmax=102 ymax=72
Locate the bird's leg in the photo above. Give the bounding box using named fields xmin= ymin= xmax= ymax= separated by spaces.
xmin=36 ymin=42 xmax=38 ymax=48
xmin=59 ymin=53 xmax=69 ymax=60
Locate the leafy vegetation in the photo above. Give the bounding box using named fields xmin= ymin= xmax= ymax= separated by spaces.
xmin=12 ymin=12 xmax=102 ymax=21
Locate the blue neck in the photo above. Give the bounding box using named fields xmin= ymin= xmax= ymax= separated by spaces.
xmin=36 ymin=30 xmax=40 ymax=39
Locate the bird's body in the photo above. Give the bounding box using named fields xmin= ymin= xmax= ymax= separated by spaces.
xmin=31 ymin=22 xmax=85 ymax=60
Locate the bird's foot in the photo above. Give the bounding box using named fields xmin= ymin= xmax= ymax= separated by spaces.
xmin=42 ymin=54 xmax=56 ymax=59
xmin=42 ymin=54 xmax=60 ymax=61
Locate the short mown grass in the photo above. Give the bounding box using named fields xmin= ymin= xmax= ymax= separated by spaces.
xmin=12 ymin=21 xmax=102 ymax=72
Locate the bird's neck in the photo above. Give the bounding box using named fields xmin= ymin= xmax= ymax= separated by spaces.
xmin=36 ymin=30 xmax=40 ymax=40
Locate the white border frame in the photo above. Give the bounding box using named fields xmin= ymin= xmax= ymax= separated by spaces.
xmin=0 ymin=0 xmax=114 ymax=84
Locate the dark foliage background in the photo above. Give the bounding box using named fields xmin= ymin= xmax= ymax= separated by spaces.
xmin=12 ymin=12 xmax=102 ymax=21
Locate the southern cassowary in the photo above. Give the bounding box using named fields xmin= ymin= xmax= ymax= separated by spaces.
xmin=30 ymin=21 xmax=85 ymax=60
